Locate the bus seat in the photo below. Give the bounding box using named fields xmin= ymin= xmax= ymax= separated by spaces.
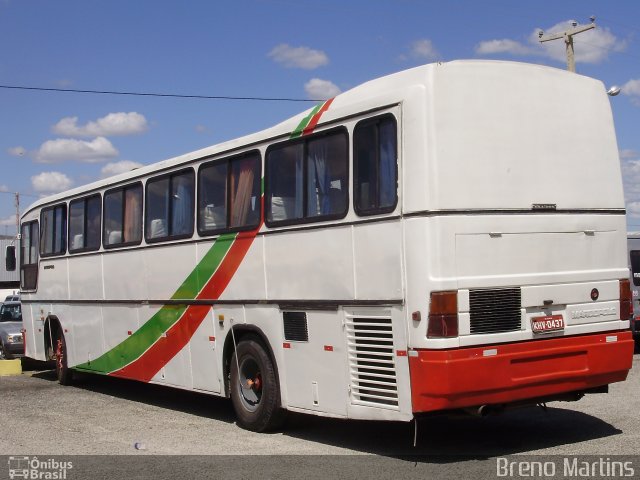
xmin=108 ymin=230 xmax=122 ymax=244
xmin=72 ymin=234 xmax=84 ymax=250
xmin=150 ymin=219 xmax=167 ymax=238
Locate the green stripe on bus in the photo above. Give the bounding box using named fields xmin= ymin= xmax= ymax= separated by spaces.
xmin=75 ymin=233 xmax=237 ymax=373
xmin=291 ymin=103 xmax=322 ymax=138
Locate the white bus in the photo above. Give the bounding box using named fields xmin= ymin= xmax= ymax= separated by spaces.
xmin=12 ymin=60 xmax=635 ymax=432
xmin=626 ymin=233 xmax=640 ymax=342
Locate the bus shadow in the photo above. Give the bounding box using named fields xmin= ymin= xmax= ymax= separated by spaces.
xmin=30 ymin=368 xmax=238 ymax=426
xmin=24 ymin=364 xmax=624 ymax=458
xmin=282 ymin=405 xmax=622 ymax=461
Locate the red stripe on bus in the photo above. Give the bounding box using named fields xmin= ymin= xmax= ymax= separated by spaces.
xmin=110 ymin=224 xmax=262 ymax=381
xmin=302 ymin=98 xmax=334 ymax=136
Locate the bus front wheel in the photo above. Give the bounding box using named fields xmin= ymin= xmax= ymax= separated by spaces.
xmin=230 ymin=336 xmax=285 ymax=432
xmin=55 ymin=332 xmax=73 ymax=385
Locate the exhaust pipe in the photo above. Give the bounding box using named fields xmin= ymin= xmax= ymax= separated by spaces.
xmin=464 ymin=404 xmax=504 ymax=417
xmin=463 ymin=405 xmax=490 ymax=417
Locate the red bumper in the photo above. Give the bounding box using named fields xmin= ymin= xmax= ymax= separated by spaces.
xmin=409 ymin=331 xmax=634 ymax=413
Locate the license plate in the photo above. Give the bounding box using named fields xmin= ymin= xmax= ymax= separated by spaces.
xmin=531 ymin=314 xmax=564 ymax=334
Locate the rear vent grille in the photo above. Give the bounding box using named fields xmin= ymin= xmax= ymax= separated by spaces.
xmin=345 ymin=313 xmax=399 ymax=409
xmin=283 ymin=312 xmax=308 ymax=342
xmin=469 ymin=288 xmax=522 ymax=334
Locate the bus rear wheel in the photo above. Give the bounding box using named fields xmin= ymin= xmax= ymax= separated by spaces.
xmin=55 ymin=332 xmax=73 ymax=385
xmin=230 ymin=336 xmax=285 ymax=432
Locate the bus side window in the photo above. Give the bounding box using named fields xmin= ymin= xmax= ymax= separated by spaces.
xmin=198 ymin=151 xmax=261 ymax=235
xmin=354 ymin=115 xmax=398 ymax=216
xmin=228 ymin=153 xmax=261 ymax=228
xmin=40 ymin=204 xmax=67 ymax=256
xmin=69 ymin=194 xmax=102 ymax=252
xmin=145 ymin=169 xmax=195 ymax=242
xmin=104 ymin=184 xmax=142 ymax=248
xmin=20 ymin=221 xmax=39 ymax=290
xmin=630 ymin=250 xmax=640 ymax=286
xmin=199 ymin=161 xmax=228 ymax=231
xmin=265 ymin=129 xmax=348 ymax=226
xmin=266 ymin=143 xmax=304 ymax=223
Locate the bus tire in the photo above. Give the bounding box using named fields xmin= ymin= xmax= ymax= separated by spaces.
xmin=55 ymin=332 xmax=73 ymax=386
xmin=230 ymin=336 xmax=285 ymax=432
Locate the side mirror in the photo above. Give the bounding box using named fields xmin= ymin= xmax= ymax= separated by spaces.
xmin=5 ymin=245 xmax=16 ymax=272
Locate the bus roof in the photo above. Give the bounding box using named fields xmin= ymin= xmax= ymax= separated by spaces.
xmin=22 ymin=60 xmax=616 ymax=217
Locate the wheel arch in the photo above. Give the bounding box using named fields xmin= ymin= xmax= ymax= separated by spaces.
xmin=222 ymin=325 xmax=281 ymax=398
xmin=43 ymin=315 xmax=63 ymax=356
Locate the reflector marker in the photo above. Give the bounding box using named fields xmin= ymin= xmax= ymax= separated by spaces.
xmin=483 ymin=348 xmax=497 ymax=357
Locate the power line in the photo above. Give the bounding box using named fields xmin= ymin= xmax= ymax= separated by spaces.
xmin=0 ymin=84 xmax=323 ymax=103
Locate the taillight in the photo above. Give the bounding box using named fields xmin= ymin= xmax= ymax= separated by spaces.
xmin=427 ymin=291 xmax=459 ymax=338
xmin=620 ymin=279 xmax=632 ymax=321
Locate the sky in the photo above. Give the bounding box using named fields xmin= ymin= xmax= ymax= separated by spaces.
xmin=2 ymin=0 xmax=640 ymax=235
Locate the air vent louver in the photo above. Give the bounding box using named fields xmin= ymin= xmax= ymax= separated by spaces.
xmin=345 ymin=313 xmax=399 ymax=409
xmin=283 ymin=312 xmax=308 ymax=342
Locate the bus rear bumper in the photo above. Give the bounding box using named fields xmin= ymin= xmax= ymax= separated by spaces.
xmin=409 ymin=331 xmax=634 ymax=413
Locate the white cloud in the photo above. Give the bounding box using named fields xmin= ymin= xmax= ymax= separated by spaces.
xmin=475 ymin=39 xmax=535 ymax=56
xmin=304 ymin=78 xmax=341 ymax=100
xmin=268 ymin=44 xmax=329 ymax=69
xmin=622 ymin=79 xmax=640 ymax=106
xmin=195 ymin=125 xmax=208 ymax=133
xmin=410 ymin=39 xmax=439 ymax=60
xmin=31 ymin=172 xmax=73 ymax=194
xmin=476 ymin=20 xmax=625 ymax=65
xmin=52 ymin=112 xmax=148 ymax=137
xmin=34 ymin=137 xmax=118 ymax=164
xmin=100 ymin=160 xmax=144 ymax=178
xmin=7 ymin=146 xmax=26 ymax=157
xmin=536 ymin=21 xmax=625 ymax=64
xmin=0 ymin=185 xmax=9 ymax=192
xmin=623 ymin=79 xmax=640 ymax=96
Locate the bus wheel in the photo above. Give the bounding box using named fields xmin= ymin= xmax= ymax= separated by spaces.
xmin=55 ymin=333 xmax=73 ymax=385
xmin=230 ymin=336 xmax=285 ymax=432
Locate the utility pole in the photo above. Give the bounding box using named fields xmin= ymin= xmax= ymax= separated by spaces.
xmin=14 ymin=192 xmax=19 ymax=236
xmin=538 ymin=17 xmax=596 ymax=72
